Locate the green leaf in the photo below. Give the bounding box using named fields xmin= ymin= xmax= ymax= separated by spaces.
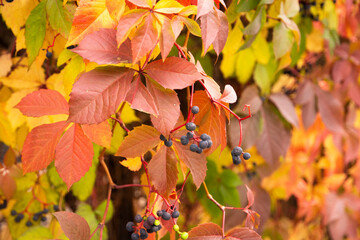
xmin=95 ymin=200 xmax=114 ymax=222
xmin=219 ymin=185 xmax=241 ymax=207
xmin=46 ymin=0 xmax=73 ymax=38
xmin=57 ymin=49 xmax=76 ymax=67
xmin=71 ymin=144 xmax=101 ymax=201
xmin=18 ymin=226 xmax=53 ymax=240
xmin=243 ymin=6 xmax=264 ymax=36
xmin=236 ymin=0 xmax=260 ymax=12
xmin=25 ymin=0 xmax=47 ymax=66
xmin=273 ymin=22 xmax=294 ymax=59
xmin=220 ymin=170 xmax=242 ymax=188
xmin=254 ymin=58 xmax=277 ymax=94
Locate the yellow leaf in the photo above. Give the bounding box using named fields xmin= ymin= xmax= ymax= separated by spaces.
xmin=109 ymin=122 xmax=125 ymax=154
xmin=46 ymin=70 xmax=67 ymax=98
xmin=222 ymin=19 xmax=243 ymax=55
xmin=271 ymin=74 xmax=296 ymax=93
xmin=5 ymin=90 xmax=33 ymax=131
xmin=0 ymin=86 xmax=12 ymax=102
xmin=0 ymin=53 xmax=12 ymax=77
xmin=16 ymin=28 xmax=26 ymax=52
xmin=235 ymin=48 xmax=256 ymax=84
xmin=0 ymin=109 xmax=16 ymax=148
xmin=120 ymin=102 xmax=140 ymax=123
xmin=207 ymin=146 xmax=232 ymax=172
xmin=251 ymin=34 xmax=270 ymax=65
xmin=26 ymin=114 xmax=68 ymax=131
xmin=106 ymin=0 xmax=125 ymax=22
xmin=63 ymin=55 xmax=85 ymax=98
xmin=15 ymin=124 xmax=29 ymax=151
xmin=306 ymin=28 xmax=324 ymax=53
xmin=0 ymin=61 xmax=45 ymax=90
xmin=120 ymin=157 xmax=142 ymax=171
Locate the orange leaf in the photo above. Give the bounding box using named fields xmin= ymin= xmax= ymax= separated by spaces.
xmin=81 ymin=120 xmax=112 ymax=148
xmin=120 ymin=157 xmax=142 ymax=171
xmin=53 ymin=211 xmax=90 ymax=240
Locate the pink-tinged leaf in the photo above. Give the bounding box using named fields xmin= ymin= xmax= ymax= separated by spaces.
xmin=148 ymin=146 xmax=178 ymax=196
xmin=22 ymin=121 xmax=68 ymax=173
xmin=145 ymin=57 xmax=202 ymax=89
xmin=131 ymin=14 xmax=158 ymax=63
xmin=269 ymin=93 xmax=299 ymax=127
xmin=218 ymin=85 xmax=237 ymax=104
xmin=67 ymin=0 xmax=116 ymax=45
xmin=350 ymin=50 xmax=360 ymax=65
xmin=55 ymin=124 xmax=94 ymax=189
xmin=229 ymin=113 xmax=261 ymax=150
xmin=200 ymin=9 xmax=220 ymax=54
xmin=196 ymin=0 xmax=214 ymax=19
xmin=301 ymin=98 xmax=317 ymax=129
xmin=245 ymin=185 xmax=254 ymax=208
xmin=225 ymin=227 xmax=262 ymax=240
xmin=334 ymin=43 xmax=349 ymax=59
xmin=147 ymin=79 xmax=180 ymax=136
xmin=15 ymin=89 xmax=69 ymax=117
xmin=53 ymin=211 xmax=90 ymax=240
xmin=81 ymin=121 xmax=112 ymax=148
xmin=106 ymin=0 xmax=125 ymax=21
xmin=127 ymin=0 xmax=152 ymax=8
xmin=116 ymin=125 xmax=161 ymax=158
xmin=116 ymin=10 xmax=148 ymax=45
xmin=256 ymin=104 xmax=291 ymax=166
xmin=235 ymin=85 xmax=262 ymax=114
xmin=331 ymin=60 xmax=352 ymax=84
xmin=71 ymin=29 xmax=132 ymax=64
xmin=68 ymin=67 xmax=134 ymax=124
xmin=348 ymin=81 xmax=360 ymax=106
xmin=0 ymin=171 xmax=16 ymax=200
xmin=159 ymin=17 xmax=176 ymax=61
xmin=314 ymin=86 xmax=344 ymax=133
xmin=126 ymin=80 xmax=158 ymax=115
xmin=212 ymin=9 xmax=228 ymax=56
xmin=295 ymin=80 xmax=315 ymax=105
xmin=201 ymin=77 xmax=222 ymax=100
xmin=173 ymin=141 xmax=207 ymax=189
xmin=188 ymin=223 xmax=222 ymax=240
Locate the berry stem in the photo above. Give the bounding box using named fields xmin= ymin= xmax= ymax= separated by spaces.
xmin=46 ymin=33 xmax=60 ymax=51
xmin=174 ymin=42 xmax=187 ymax=59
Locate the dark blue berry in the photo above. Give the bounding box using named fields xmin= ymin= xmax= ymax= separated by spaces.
xmin=160 ymin=134 xmax=166 ymax=141
xmin=131 ymin=233 xmax=140 ymax=240
xmin=46 ymin=51 xmax=53 ymax=58
xmin=26 ymin=221 xmax=33 ymax=227
xmin=140 ymin=228 xmax=148 ymax=239
xmin=191 ymin=106 xmax=199 ymax=114
xmin=41 ymin=216 xmax=47 ymax=222
xmin=151 ymin=225 xmax=161 ymax=232
xmin=143 ymin=221 xmax=151 ymax=230
xmin=0 ymin=200 xmax=7 ymax=209
xmin=146 ymin=215 xmax=155 ymax=225
xmin=180 ymin=136 xmax=189 ymax=145
xmin=165 ymin=140 xmax=173 ymax=147
xmin=243 ymin=152 xmax=251 ymax=160
xmin=233 ymin=155 xmax=241 ymax=165
xmin=53 ymin=205 xmax=60 ymax=211
xmin=146 ymin=228 xmax=154 ymax=233
xmin=134 ymin=214 xmax=142 ymax=223
xmin=5 ymin=0 xmax=14 ymax=3
xmin=156 ymin=210 xmax=163 ymax=217
xmin=189 ymin=144 xmax=197 ymax=152
xmin=162 ymin=212 xmax=171 ymax=220
xmin=15 ymin=213 xmax=24 ymax=223
xmin=232 ymin=147 xmax=243 ymax=156
xmin=33 ymin=213 xmax=40 ymax=221
xmin=200 ymin=134 xmax=210 ymax=141
xmin=196 ymin=147 xmax=203 ymax=154
xmin=185 ymin=122 xmax=196 ymax=131
xmin=207 ymin=140 xmax=212 ymax=148
xmin=186 ymin=132 xmax=194 ymax=139
xmin=42 ymin=208 xmax=49 ymax=214
xmin=171 ymin=210 xmax=180 ymax=218
xmin=11 ymin=210 xmax=17 ymax=216
xmin=66 ymin=45 xmax=77 ymax=49
xmin=199 ymin=141 xmax=208 ymax=149
xmin=126 ymin=221 xmax=135 ymax=232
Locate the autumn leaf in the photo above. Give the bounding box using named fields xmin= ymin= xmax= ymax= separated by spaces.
xmin=148 ymin=146 xmax=178 ymax=196
xmin=81 ymin=120 xmax=112 ymax=148
xmin=218 ymin=85 xmax=237 ymax=104
xmin=22 ymin=121 xmax=69 ymax=173
xmin=212 ymin=8 xmax=229 ymax=56
xmin=196 ymin=0 xmax=214 ymax=19
xmin=15 ymin=89 xmax=69 ymax=117
xmin=46 ymin=0 xmax=73 ymax=38
xmin=55 ymin=124 xmax=94 ymax=188
xmin=68 ymin=66 xmax=135 ymax=124
xmin=145 ymin=57 xmax=202 ymax=89
xmin=120 ymin=157 xmax=142 ymax=171
xmin=116 ymin=9 xmax=148 ymax=46
xmin=126 ymin=80 xmax=158 ymax=115
xmin=71 ymin=29 xmax=132 ymax=64
xmin=173 ymin=141 xmax=207 ymax=189
xmin=116 ymin=125 xmax=161 ymax=158
xmin=53 ymin=211 xmax=91 ymax=240
xmin=188 ymin=222 xmax=222 ymax=239
xmin=225 ymin=227 xmax=262 ymax=240
xmin=0 ymin=171 xmax=16 ymax=200
xmin=200 ymin=8 xmax=220 ymax=54
xmin=269 ymin=93 xmax=299 ymax=127
xmin=159 ymin=16 xmax=176 ymax=61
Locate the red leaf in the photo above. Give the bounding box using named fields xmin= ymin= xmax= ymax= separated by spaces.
xmin=225 ymin=227 xmax=262 ymax=240
xmin=218 ymin=85 xmax=237 ymax=104
xmin=71 ymin=29 xmax=132 ymax=64
xmin=15 ymin=89 xmax=69 ymax=117
xmin=331 ymin=60 xmax=352 ymax=84
xmin=0 ymin=171 xmax=16 ymax=200
xmin=116 ymin=10 xmax=148 ymax=45
xmin=173 ymin=141 xmax=207 ymax=189
xmin=131 ymin=14 xmax=158 ymax=63
xmin=188 ymin=222 xmax=222 ymax=239
xmin=256 ymin=104 xmax=291 ymax=166
xmin=269 ymin=93 xmax=299 ymax=127
xmin=126 ymin=80 xmax=158 ymax=115
xmin=212 ymin=9 xmax=228 ymax=56
xmin=235 ymin=85 xmax=262 ymax=114
xmin=315 ymin=86 xmax=344 ymax=133
xmin=145 ymin=57 xmax=202 ymax=89
xmin=295 ymin=80 xmax=315 ymax=105
xmin=68 ymin=67 xmax=134 ymax=124
xmin=147 ymin=79 xmax=180 ymax=136
xmin=196 ymin=0 xmax=214 ymax=19
xmin=148 ymin=146 xmax=178 ymax=196
xmin=22 ymin=121 xmax=68 ymax=173
xmin=200 ymin=9 xmax=220 ymax=54
xmin=116 ymin=125 xmax=161 ymax=158
xmin=55 ymin=124 xmax=94 ymax=188
xmin=81 ymin=120 xmax=112 ymax=148
xmin=159 ymin=17 xmax=176 ymax=61
xmin=53 ymin=211 xmax=90 ymax=240
xmin=245 ymin=185 xmax=254 ymax=208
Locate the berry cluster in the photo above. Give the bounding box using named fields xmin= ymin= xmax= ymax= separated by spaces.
xmin=126 ymin=214 xmax=162 ymax=240
xmin=156 ymin=209 xmax=179 ymax=220
xmin=10 ymin=205 xmax=60 ymax=226
xmin=231 ymin=147 xmax=251 ymax=165
xmin=160 ymin=134 xmax=172 ymax=147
